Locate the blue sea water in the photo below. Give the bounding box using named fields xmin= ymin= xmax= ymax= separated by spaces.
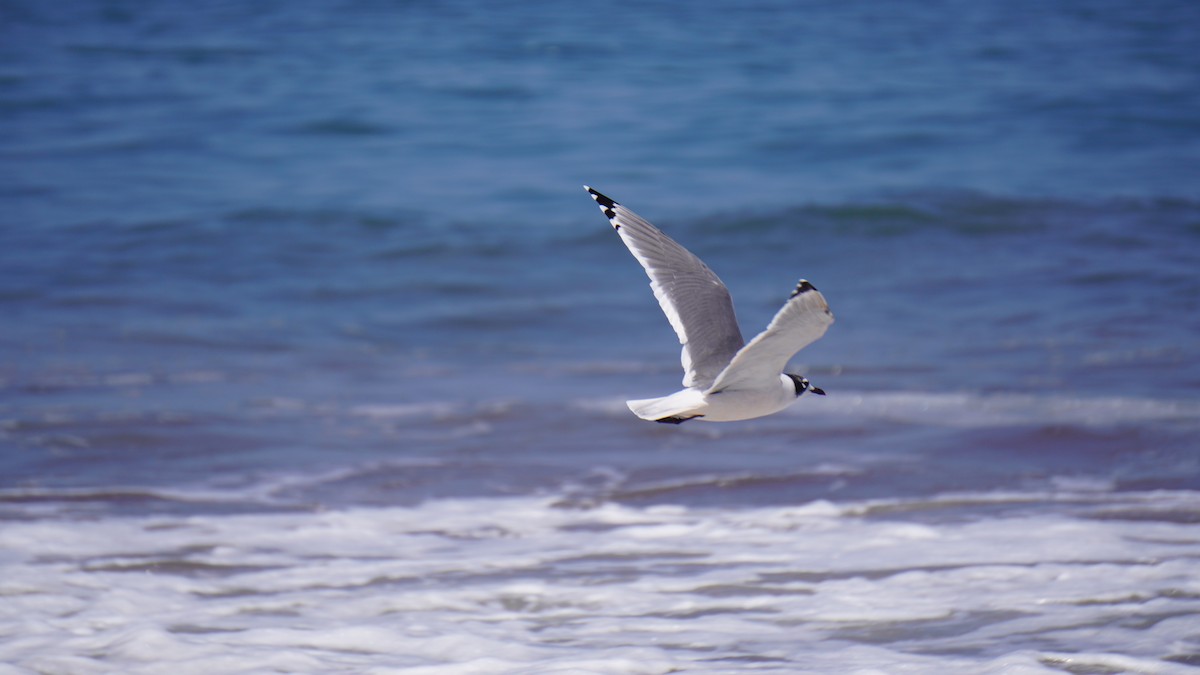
xmin=2 ymin=1 xmax=1200 ymax=672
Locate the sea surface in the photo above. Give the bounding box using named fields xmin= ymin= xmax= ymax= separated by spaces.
xmin=2 ymin=1 xmax=1200 ymax=673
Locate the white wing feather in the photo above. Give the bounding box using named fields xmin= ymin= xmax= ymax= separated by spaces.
xmin=709 ymin=280 xmax=833 ymax=392
xmin=585 ymin=186 xmax=744 ymax=389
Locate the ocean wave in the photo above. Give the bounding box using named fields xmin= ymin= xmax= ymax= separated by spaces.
xmin=576 ymin=389 xmax=1200 ymax=430
xmin=690 ymin=192 xmax=1200 ymax=240
xmin=780 ymin=390 xmax=1200 ymax=429
xmin=1 ymin=491 xmax=1197 ymax=673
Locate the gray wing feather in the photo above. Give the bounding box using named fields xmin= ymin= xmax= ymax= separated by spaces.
xmin=709 ymin=280 xmax=833 ymax=392
xmin=585 ymin=186 xmax=744 ymax=389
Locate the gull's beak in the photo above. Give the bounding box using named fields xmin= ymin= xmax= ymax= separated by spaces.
xmin=810 ymin=386 xmax=826 ymax=396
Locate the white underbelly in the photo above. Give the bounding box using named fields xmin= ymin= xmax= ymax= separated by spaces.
xmin=698 ymin=388 xmax=796 ymax=422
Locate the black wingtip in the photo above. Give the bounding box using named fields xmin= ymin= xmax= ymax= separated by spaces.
xmin=583 ymin=185 xmax=616 ymax=207
xmin=789 ymin=279 xmax=818 ymax=298
xmin=655 ymin=414 xmax=703 ymax=424
xmin=583 ymin=185 xmax=619 ymax=224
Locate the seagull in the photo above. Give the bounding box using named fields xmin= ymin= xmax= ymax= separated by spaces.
xmin=584 ymin=186 xmax=834 ymax=424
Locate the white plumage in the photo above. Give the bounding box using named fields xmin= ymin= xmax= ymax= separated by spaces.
xmin=585 ymin=186 xmax=834 ymax=423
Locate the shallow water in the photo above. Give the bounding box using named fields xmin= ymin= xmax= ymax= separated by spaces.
xmin=2 ymin=0 xmax=1200 ymax=672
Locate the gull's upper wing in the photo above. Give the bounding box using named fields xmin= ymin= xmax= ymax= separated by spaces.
xmin=585 ymin=186 xmax=744 ymax=389
xmin=709 ymin=280 xmax=833 ymax=392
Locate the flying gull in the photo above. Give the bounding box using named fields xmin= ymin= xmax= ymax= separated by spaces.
xmin=584 ymin=186 xmax=834 ymax=423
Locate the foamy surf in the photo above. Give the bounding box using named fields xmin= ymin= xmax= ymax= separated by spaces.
xmin=2 ymin=491 xmax=1198 ymax=673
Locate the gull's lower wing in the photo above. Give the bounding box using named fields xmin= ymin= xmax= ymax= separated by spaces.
xmin=584 ymin=186 xmax=744 ymax=389
xmin=709 ymin=280 xmax=833 ymax=392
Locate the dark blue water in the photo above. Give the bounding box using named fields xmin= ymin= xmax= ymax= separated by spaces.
xmin=3 ymin=0 xmax=1199 ymax=502
xmin=2 ymin=3 xmax=1200 ymax=670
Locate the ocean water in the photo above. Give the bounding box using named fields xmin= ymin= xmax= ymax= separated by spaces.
xmin=2 ymin=0 xmax=1200 ymax=672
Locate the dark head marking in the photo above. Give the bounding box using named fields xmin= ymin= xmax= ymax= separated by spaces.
xmin=786 ymin=373 xmax=824 ymax=397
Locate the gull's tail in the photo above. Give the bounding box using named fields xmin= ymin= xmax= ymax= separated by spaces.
xmin=626 ymin=389 xmax=707 ymax=423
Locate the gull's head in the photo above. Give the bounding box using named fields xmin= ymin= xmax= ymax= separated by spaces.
xmin=786 ymin=373 xmax=825 ymax=397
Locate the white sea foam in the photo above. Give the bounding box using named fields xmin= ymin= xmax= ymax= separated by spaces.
xmin=2 ymin=492 xmax=1198 ymax=673
xmin=349 ymin=402 xmax=460 ymax=420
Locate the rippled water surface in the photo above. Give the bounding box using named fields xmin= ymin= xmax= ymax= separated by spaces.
xmin=2 ymin=0 xmax=1199 ymax=672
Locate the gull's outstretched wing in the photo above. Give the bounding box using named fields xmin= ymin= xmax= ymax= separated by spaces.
xmin=709 ymin=280 xmax=833 ymax=392
xmin=585 ymin=186 xmax=744 ymax=389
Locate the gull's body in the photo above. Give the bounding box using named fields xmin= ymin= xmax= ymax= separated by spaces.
xmin=585 ymin=186 xmax=834 ymax=423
